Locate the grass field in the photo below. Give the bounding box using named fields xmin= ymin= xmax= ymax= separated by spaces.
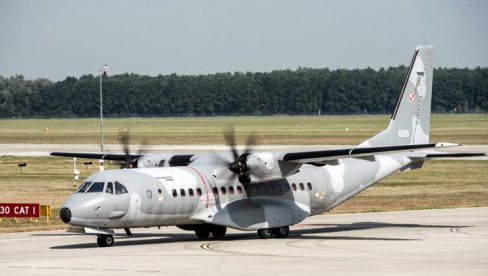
xmin=0 ymin=114 xmax=486 ymax=233
xmin=0 ymin=114 xmax=486 ymax=145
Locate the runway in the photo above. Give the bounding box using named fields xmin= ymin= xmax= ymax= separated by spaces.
xmin=0 ymin=208 xmax=487 ymax=275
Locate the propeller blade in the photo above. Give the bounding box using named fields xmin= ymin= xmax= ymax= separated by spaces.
xmin=224 ymin=126 xmax=239 ymax=161
xmin=119 ymin=130 xmax=136 ymax=168
xmin=119 ymin=131 xmax=130 ymax=155
xmin=238 ymin=174 xmax=251 ymax=184
xmin=243 ymin=132 xmax=257 ymax=157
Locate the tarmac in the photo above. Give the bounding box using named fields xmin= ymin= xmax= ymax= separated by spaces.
xmin=0 ymin=207 xmax=487 ymax=275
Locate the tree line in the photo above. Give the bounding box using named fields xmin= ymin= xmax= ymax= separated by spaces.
xmin=0 ymin=66 xmax=487 ymax=118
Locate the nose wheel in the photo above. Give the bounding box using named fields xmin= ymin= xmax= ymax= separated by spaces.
xmin=97 ymin=234 xmax=114 ymax=247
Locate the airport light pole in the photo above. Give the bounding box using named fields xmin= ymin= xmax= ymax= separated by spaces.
xmin=99 ymin=65 xmax=108 ymax=172
xmin=99 ymin=65 xmax=108 ymax=153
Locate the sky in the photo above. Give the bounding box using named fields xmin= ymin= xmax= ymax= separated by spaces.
xmin=1 ymin=0 xmax=487 ymax=81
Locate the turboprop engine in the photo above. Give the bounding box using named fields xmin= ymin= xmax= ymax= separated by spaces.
xmin=242 ymin=152 xmax=301 ymax=183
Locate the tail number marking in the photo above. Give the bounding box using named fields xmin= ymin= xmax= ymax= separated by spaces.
xmin=398 ymin=130 xmax=410 ymax=138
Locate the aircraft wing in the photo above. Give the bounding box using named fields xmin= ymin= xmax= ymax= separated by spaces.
xmin=279 ymin=143 xmax=461 ymax=164
xmin=50 ymin=152 xmax=195 ymax=167
xmin=50 ymin=152 xmax=142 ymax=161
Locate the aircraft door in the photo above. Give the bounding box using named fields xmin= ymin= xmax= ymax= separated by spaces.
xmin=310 ymin=168 xmax=328 ymax=214
xmin=113 ymin=181 xmax=131 ymax=213
xmin=156 ymin=180 xmax=166 ymax=206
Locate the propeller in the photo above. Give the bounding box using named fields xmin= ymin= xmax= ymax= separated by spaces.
xmin=223 ymin=127 xmax=256 ymax=184
xmin=118 ymin=131 xmax=146 ymax=168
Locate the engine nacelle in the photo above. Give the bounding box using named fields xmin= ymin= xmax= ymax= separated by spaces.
xmin=246 ymin=152 xmax=301 ymax=183
xmin=136 ymin=154 xmax=194 ymax=168
xmin=246 ymin=152 xmax=275 ymax=176
xmin=136 ymin=154 xmax=173 ymax=168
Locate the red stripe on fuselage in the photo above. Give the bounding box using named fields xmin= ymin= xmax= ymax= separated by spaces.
xmin=189 ymin=167 xmax=209 ymax=208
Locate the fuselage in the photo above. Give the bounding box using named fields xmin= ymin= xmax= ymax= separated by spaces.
xmin=60 ymin=153 xmax=412 ymax=231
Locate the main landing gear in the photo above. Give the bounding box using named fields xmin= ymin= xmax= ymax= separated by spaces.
xmin=194 ymin=225 xmax=227 ymax=239
xmin=257 ymin=226 xmax=289 ymax=239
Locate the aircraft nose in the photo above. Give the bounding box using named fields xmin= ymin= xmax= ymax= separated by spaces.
xmin=60 ymin=207 xmax=72 ymax=223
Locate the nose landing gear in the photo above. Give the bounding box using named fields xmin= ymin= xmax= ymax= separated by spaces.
xmin=97 ymin=234 xmax=114 ymax=247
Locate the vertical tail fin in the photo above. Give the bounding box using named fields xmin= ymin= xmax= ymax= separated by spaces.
xmin=360 ymin=45 xmax=435 ymax=147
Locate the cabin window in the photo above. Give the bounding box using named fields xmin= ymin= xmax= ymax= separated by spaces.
xmin=285 ymin=184 xmax=290 ymax=192
xmin=180 ymin=189 xmax=186 ymax=197
xmin=299 ymin=183 xmax=305 ymax=191
xmin=77 ymin=181 xmax=92 ymax=193
xmin=237 ymin=186 xmax=243 ymax=194
xmin=196 ymin=188 xmax=202 ymax=196
xmin=221 ymin=187 xmax=226 ymax=195
xmin=86 ymin=182 xmax=105 ymax=193
xmin=292 ymin=183 xmax=297 ymax=191
xmin=172 ymin=189 xmax=177 ymax=197
xmin=267 ymin=183 xmax=274 ymax=193
xmin=307 ymin=182 xmax=312 ymax=190
xmin=213 ymin=187 xmax=218 ymax=195
xmin=105 ymin=182 xmax=114 ymax=194
xmin=146 ymin=190 xmax=153 ymax=199
xmin=158 ymin=188 xmax=162 ymax=194
xmin=275 ymin=183 xmax=282 ymax=193
xmin=229 ymin=186 xmax=235 ymax=195
xmin=189 ymin=188 xmax=194 ymax=196
xmin=115 ymin=181 xmax=128 ymax=194
xmin=252 ymin=185 xmax=258 ymax=193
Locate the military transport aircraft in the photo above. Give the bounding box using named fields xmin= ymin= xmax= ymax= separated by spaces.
xmin=52 ymin=45 xmax=486 ymax=247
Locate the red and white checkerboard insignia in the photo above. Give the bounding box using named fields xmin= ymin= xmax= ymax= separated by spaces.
xmin=408 ymin=92 xmax=416 ymax=102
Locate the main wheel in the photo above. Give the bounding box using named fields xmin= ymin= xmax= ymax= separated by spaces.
xmin=272 ymin=226 xmax=289 ymax=238
xmin=210 ymin=225 xmax=227 ymax=239
xmin=257 ymin=228 xmax=273 ymax=239
xmin=97 ymin=234 xmax=114 ymax=247
xmin=195 ymin=226 xmax=211 ymax=239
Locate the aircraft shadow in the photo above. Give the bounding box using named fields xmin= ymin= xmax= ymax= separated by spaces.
xmin=288 ymin=221 xmax=465 ymax=241
xmin=50 ymin=221 xmax=467 ymax=249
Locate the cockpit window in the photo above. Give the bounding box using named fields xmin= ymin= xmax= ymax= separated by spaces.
xmin=115 ymin=181 xmax=128 ymax=195
xmin=106 ymin=182 xmax=114 ymax=194
xmin=76 ymin=182 xmax=92 ymax=193
xmin=86 ymin=182 xmax=105 ymax=193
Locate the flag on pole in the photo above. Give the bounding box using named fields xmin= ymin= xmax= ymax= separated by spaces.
xmin=101 ymin=65 xmax=109 ymax=76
